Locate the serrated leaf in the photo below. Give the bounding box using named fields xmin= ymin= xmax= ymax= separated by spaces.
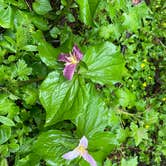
xmin=121 ymin=157 xmax=138 ymax=166
xmin=80 ymin=42 xmax=126 ymax=85
xmin=0 ymin=116 xmax=15 ymax=126
xmin=32 ymin=0 xmax=52 ymax=15
xmin=0 ymin=125 xmax=11 ymax=145
xmin=116 ymin=88 xmax=136 ymax=107
xmin=0 ymin=94 xmax=19 ymax=116
xmin=39 ymin=71 xmax=88 ymax=126
xmin=130 ymin=123 xmax=148 ymax=146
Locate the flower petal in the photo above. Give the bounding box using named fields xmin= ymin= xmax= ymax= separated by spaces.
xmin=62 ymin=150 xmax=80 ymax=160
xmin=79 ymin=136 xmax=88 ymax=148
xmin=82 ymin=152 xmax=97 ymax=166
xmin=72 ymin=45 xmax=83 ymax=61
xmin=63 ymin=64 xmax=76 ymax=80
xmin=58 ymin=53 xmax=70 ymax=62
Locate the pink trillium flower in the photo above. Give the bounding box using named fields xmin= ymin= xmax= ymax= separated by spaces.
xmin=62 ymin=136 xmax=97 ymax=166
xmin=58 ymin=45 xmax=83 ymax=80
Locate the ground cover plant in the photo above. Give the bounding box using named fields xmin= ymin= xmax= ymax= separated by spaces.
xmin=0 ymin=0 xmax=165 ymax=165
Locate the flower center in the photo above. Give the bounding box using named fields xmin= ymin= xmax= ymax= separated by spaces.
xmin=76 ymin=145 xmax=86 ymax=155
xmin=69 ymin=55 xmax=78 ymax=64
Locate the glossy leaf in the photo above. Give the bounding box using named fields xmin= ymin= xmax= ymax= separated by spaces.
xmin=75 ymin=85 xmax=108 ymax=137
xmin=80 ymin=42 xmax=126 ymax=85
xmin=39 ymin=71 xmax=88 ymax=126
xmin=0 ymin=6 xmax=13 ymax=28
xmin=32 ymin=0 xmax=52 ymax=15
xmin=17 ymin=130 xmax=77 ymax=165
xmin=76 ymin=0 xmax=100 ymax=25
xmin=37 ymin=41 xmax=60 ymax=68
xmin=0 ymin=116 xmax=15 ymax=126
xmin=0 ymin=125 xmax=11 ymax=145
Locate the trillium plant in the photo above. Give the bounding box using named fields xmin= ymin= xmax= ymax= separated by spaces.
xmin=58 ymin=45 xmax=83 ymax=80
xmin=62 ymin=136 xmax=97 ymax=166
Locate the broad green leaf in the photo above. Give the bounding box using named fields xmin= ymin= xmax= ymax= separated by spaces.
xmin=76 ymin=0 xmax=100 ymax=25
xmin=0 ymin=6 xmax=13 ymax=28
xmin=80 ymin=42 xmax=126 ymax=85
xmin=37 ymin=41 xmax=60 ymax=68
xmin=130 ymin=123 xmax=148 ymax=146
xmin=0 ymin=116 xmax=15 ymax=126
xmin=32 ymin=0 xmax=52 ymax=15
xmin=0 ymin=125 xmax=11 ymax=145
xmin=39 ymin=71 xmax=88 ymax=126
xmin=75 ymin=86 xmax=108 ymax=137
xmin=89 ymin=132 xmax=117 ymax=154
xmin=121 ymin=157 xmax=138 ymax=166
xmin=17 ymin=130 xmax=77 ymax=166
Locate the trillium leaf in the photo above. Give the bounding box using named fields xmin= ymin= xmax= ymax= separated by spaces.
xmin=75 ymin=85 xmax=108 ymax=137
xmin=17 ymin=130 xmax=77 ymax=166
xmin=76 ymin=0 xmax=100 ymax=25
xmin=32 ymin=0 xmax=52 ymax=15
xmin=39 ymin=71 xmax=88 ymax=126
xmin=80 ymin=42 xmax=126 ymax=85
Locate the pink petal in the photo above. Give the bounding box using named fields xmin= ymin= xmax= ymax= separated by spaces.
xmin=82 ymin=152 xmax=97 ymax=166
xmin=63 ymin=64 xmax=76 ymax=80
xmin=79 ymin=136 xmax=88 ymax=148
xmin=58 ymin=53 xmax=70 ymax=62
xmin=62 ymin=150 xmax=80 ymax=160
xmin=72 ymin=44 xmax=83 ymax=61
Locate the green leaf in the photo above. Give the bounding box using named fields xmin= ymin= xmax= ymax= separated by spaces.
xmin=116 ymin=88 xmax=136 ymax=108
xmin=0 ymin=6 xmax=13 ymax=28
xmin=76 ymin=0 xmax=100 ymax=25
xmin=32 ymin=0 xmax=52 ymax=15
xmin=39 ymin=71 xmax=88 ymax=126
xmin=0 ymin=125 xmax=11 ymax=145
xmin=0 ymin=94 xmax=19 ymax=116
xmin=80 ymin=42 xmax=126 ymax=85
xmin=17 ymin=130 xmax=77 ymax=166
xmin=37 ymin=41 xmax=60 ymax=68
xmin=0 ymin=158 xmax=8 ymax=166
xmin=121 ymin=157 xmax=138 ymax=166
xmin=13 ymin=59 xmax=32 ymax=81
xmin=130 ymin=123 xmax=148 ymax=146
xmin=32 ymin=16 xmax=49 ymax=31
xmin=123 ymin=2 xmax=149 ymax=32
xmin=0 ymin=116 xmax=15 ymax=126
xmin=75 ymin=86 xmax=108 ymax=137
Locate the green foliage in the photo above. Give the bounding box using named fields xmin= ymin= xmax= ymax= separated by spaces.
xmin=32 ymin=0 xmax=52 ymax=15
xmin=0 ymin=0 xmax=165 ymax=165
